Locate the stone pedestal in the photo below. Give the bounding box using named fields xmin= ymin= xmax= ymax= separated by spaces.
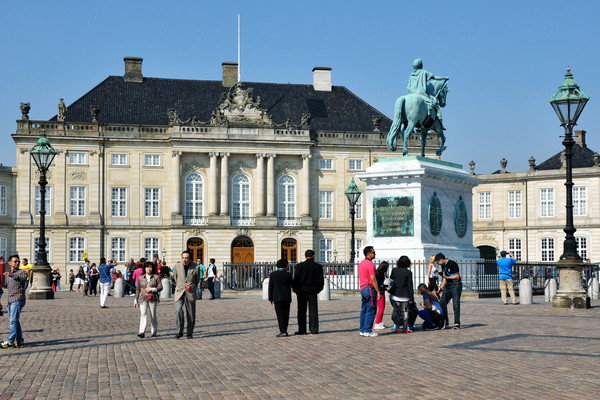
xmin=28 ymin=264 xmax=54 ymax=300
xmin=356 ymin=156 xmax=480 ymax=262
xmin=552 ymin=260 xmax=590 ymax=308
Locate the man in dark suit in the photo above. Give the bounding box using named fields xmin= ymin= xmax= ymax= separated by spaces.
xmin=172 ymin=250 xmax=201 ymax=338
xmin=293 ymin=249 xmax=325 ymax=335
xmin=268 ymin=258 xmax=293 ymax=337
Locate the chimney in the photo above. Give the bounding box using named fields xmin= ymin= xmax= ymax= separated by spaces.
xmin=222 ymin=62 xmax=238 ymax=87
xmin=124 ymin=57 xmax=143 ymax=82
xmin=313 ymin=67 xmax=332 ymax=91
xmin=575 ymin=129 xmax=587 ymax=148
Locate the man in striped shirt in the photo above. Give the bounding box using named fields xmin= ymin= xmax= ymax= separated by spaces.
xmin=2 ymin=255 xmax=28 ymax=349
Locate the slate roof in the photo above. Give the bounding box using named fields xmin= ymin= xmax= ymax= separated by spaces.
xmin=535 ymin=143 xmax=597 ymax=170
xmin=50 ymin=76 xmax=392 ymax=132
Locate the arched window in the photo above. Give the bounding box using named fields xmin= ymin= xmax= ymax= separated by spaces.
xmin=184 ymin=173 xmax=204 ymax=223
xmin=232 ymin=174 xmax=251 ymax=224
xmin=277 ymin=174 xmax=296 ymax=225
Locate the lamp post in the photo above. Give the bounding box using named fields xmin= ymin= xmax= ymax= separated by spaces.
xmin=162 ymin=247 xmax=166 ymax=263
xmin=29 ymin=130 xmax=57 ymax=300
xmin=345 ymin=179 xmax=362 ymax=265
xmin=549 ymin=67 xmax=590 ymax=308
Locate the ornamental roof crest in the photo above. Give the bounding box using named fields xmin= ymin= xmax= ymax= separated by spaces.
xmin=212 ymin=82 xmax=273 ymax=126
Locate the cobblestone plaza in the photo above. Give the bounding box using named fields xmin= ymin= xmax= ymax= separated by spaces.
xmin=0 ymin=293 xmax=597 ymax=399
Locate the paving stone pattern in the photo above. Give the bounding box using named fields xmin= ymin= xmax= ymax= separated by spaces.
xmin=0 ymin=292 xmax=598 ymax=399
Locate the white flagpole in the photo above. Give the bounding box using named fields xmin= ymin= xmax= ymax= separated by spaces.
xmin=238 ymin=13 xmax=241 ymax=83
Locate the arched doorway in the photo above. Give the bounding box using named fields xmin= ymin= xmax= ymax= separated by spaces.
xmin=478 ymin=245 xmax=497 ymax=260
xmin=187 ymin=237 xmax=204 ymax=265
xmin=478 ymin=245 xmax=497 ymax=274
xmin=281 ymin=238 xmax=297 ymax=262
xmin=231 ymin=236 xmax=254 ymax=263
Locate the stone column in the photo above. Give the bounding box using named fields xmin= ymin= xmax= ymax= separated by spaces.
xmin=220 ymin=152 xmax=230 ymax=216
xmin=302 ymin=154 xmax=311 ymax=217
xmin=172 ymin=151 xmax=182 ymax=218
xmin=266 ymin=154 xmax=276 ymax=217
xmin=209 ymin=152 xmax=219 ymax=216
xmin=256 ymin=153 xmax=265 ymax=216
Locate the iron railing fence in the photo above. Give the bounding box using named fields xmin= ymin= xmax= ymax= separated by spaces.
xmin=222 ymin=260 xmax=600 ymax=295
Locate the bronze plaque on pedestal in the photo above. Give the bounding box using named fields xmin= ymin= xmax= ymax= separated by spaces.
xmin=373 ymin=196 xmax=414 ymax=237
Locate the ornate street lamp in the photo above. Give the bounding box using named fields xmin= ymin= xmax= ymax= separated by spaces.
xmin=162 ymin=247 xmax=167 ymax=263
xmin=29 ymin=130 xmax=57 ymax=300
xmin=549 ymin=67 xmax=590 ymax=308
xmin=345 ymin=179 xmax=362 ymax=265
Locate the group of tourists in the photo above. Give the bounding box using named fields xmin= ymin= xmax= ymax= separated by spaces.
xmin=0 ymin=245 xmax=525 ymax=348
xmin=266 ymin=246 xmax=461 ymax=338
xmin=359 ymin=247 xmax=462 ymax=337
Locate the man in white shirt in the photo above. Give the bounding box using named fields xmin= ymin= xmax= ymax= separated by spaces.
xmin=206 ymin=258 xmax=217 ymax=300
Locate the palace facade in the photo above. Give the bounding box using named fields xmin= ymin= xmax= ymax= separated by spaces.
xmin=472 ymin=130 xmax=600 ymax=262
xmin=10 ymin=58 xmax=403 ymax=268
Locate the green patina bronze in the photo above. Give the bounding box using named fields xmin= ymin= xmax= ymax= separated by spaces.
xmin=428 ymin=192 xmax=442 ymax=236
xmin=387 ymin=58 xmax=449 ymax=157
xmin=454 ymin=196 xmax=468 ymax=238
xmin=373 ymin=196 xmax=414 ymax=237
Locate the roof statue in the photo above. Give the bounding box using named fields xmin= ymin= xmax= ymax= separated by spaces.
xmin=387 ymin=58 xmax=449 ymax=157
xmin=57 ymin=98 xmax=67 ymax=121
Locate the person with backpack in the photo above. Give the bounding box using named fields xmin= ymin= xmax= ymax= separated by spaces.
xmin=206 ymin=258 xmax=217 ymax=300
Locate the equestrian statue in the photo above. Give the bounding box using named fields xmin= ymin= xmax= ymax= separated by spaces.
xmin=386 ymin=58 xmax=449 ymax=156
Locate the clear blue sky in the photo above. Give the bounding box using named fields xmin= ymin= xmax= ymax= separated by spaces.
xmin=1 ymin=0 xmax=599 ymax=173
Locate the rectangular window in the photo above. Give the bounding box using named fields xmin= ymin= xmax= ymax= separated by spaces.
xmin=0 ymin=237 xmax=7 ymax=260
xmin=111 ymin=187 xmax=127 ymax=217
xmin=541 ymin=238 xmax=555 ymax=262
xmin=479 ymin=192 xmax=491 ymax=219
xmin=34 ymin=237 xmax=51 ymax=262
xmin=508 ymin=190 xmax=522 ymax=219
xmin=355 ymin=195 xmax=363 ymax=219
xmin=319 ymin=159 xmax=333 ymax=170
xmin=576 ymin=237 xmax=588 ymax=260
xmin=349 ymin=238 xmax=364 ymax=259
xmin=70 ymin=186 xmax=86 ymax=216
xmin=69 ymin=237 xmax=85 ymax=262
xmin=573 ymin=186 xmax=587 ymax=216
xmin=349 ymin=159 xmax=363 ymax=171
xmin=508 ymin=238 xmax=522 ymax=261
xmin=0 ymin=185 xmax=7 ymax=216
xmin=540 ymin=188 xmax=554 ymax=217
xmin=111 ymin=237 xmax=127 ymax=262
xmin=145 ymin=188 xmax=160 ymax=217
xmin=144 ymin=237 xmax=159 ymax=261
xmin=319 ymin=238 xmax=333 ymax=262
xmin=35 ymin=186 xmax=52 ymax=216
xmin=111 ymin=154 xmax=127 ymax=166
xmin=319 ymin=191 xmax=333 ymax=219
xmin=69 ymin=152 xmax=87 ymax=165
xmin=145 ymin=154 xmax=161 ymax=166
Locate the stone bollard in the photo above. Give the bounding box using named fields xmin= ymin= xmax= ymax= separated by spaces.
xmin=588 ymin=277 xmax=600 ymax=300
xmin=262 ymin=277 xmax=269 ymax=300
xmin=214 ymin=279 xmax=221 ymax=299
xmin=160 ymin=278 xmax=171 ymax=299
xmin=544 ymin=279 xmax=558 ymax=302
xmin=549 ymin=278 xmax=557 ymax=301
xmin=518 ymin=278 xmax=533 ymax=305
xmin=318 ymin=278 xmax=330 ymax=301
xmin=114 ymin=278 xmax=124 ymax=298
